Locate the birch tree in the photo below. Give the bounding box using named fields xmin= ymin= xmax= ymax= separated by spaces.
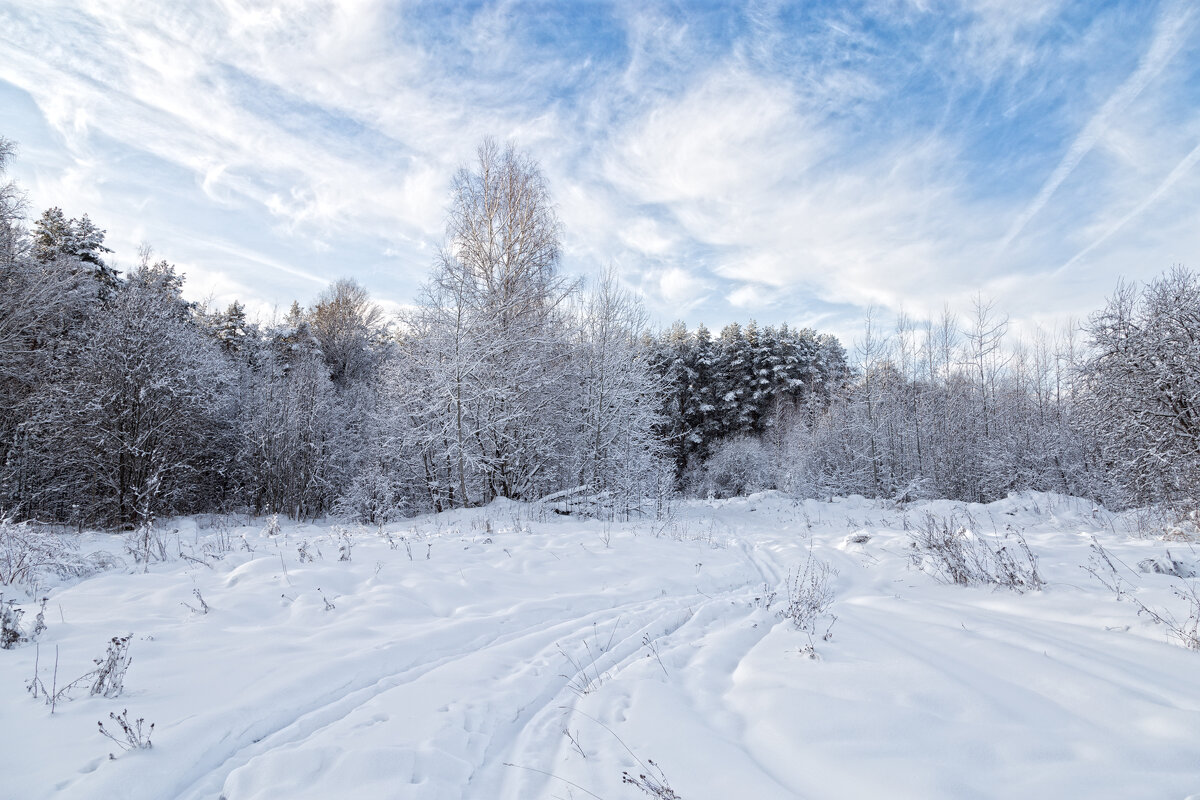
xmin=572 ymin=268 xmax=666 ymax=511
xmin=407 ymin=137 xmax=576 ymax=506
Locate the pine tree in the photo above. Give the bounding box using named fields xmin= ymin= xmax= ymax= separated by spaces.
xmin=32 ymin=207 xmax=118 ymax=290
xmin=215 ymin=301 xmax=250 ymax=355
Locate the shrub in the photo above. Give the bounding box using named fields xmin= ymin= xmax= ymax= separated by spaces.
xmin=780 ymin=552 xmax=838 ymax=656
xmin=124 ymin=522 xmax=169 ymax=568
xmin=331 ymin=526 xmax=353 ymax=561
xmin=333 ymin=466 xmax=409 ymax=524
xmin=0 ymin=518 xmax=71 ymax=589
xmin=98 ymin=709 xmax=154 ymax=754
xmin=909 ymin=513 xmax=1044 ymax=592
xmin=691 ymin=436 xmax=775 ymax=498
xmin=623 ymin=760 xmax=682 ymax=799
xmin=1085 ymin=538 xmax=1200 ymax=649
xmin=90 ymin=635 xmax=133 ymax=698
xmin=0 ymin=593 xmax=24 ymax=649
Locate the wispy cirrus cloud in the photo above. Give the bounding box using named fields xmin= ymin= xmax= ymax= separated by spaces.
xmin=0 ymin=0 xmax=1197 ymax=346
xmin=996 ymin=2 xmax=1197 ymax=256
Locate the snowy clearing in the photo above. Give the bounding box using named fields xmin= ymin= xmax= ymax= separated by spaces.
xmin=3 ymin=492 xmax=1200 ymax=800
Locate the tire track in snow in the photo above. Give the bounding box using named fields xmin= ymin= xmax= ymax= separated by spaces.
xmin=170 ymin=589 xmax=721 ymax=800
xmin=484 ymin=595 xmax=713 ymax=799
xmin=490 ymin=537 xmax=801 ymax=800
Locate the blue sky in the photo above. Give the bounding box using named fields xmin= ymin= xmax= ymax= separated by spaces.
xmin=1 ymin=0 xmax=1198 ymax=344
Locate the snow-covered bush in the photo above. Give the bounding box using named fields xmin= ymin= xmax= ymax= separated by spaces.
xmin=622 ymin=760 xmax=682 ymax=799
xmin=30 ymin=596 xmax=46 ymax=638
xmin=1137 ymin=553 xmax=1196 ymax=579
xmin=26 ymin=631 xmax=137 ymax=711
xmin=1085 ymin=538 xmax=1200 ymax=650
xmin=690 ymin=436 xmax=776 ymax=498
xmin=0 ymin=518 xmax=71 ymax=589
xmin=333 ymin=464 xmax=408 ymax=524
xmin=124 ymin=522 xmax=170 ymax=568
xmin=297 ymin=539 xmax=315 ymax=562
xmin=98 ymin=709 xmax=154 ymax=754
xmin=1132 ymin=583 xmax=1200 ymax=650
xmin=332 ymin=526 xmax=353 ymax=562
xmin=1 ymin=593 xmax=23 ymax=648
xmin=909 ymin=513 xmax=1044 ymax=592
xmin=182 ymin=588 xmax=209 ymax=615
xmin=90 ymin=635 xmax=133 ymax=698
xmin=780 ymin=552 xmax=838 ymax=655
xmin=1163 ymin=509 xmax=1200 ymax=542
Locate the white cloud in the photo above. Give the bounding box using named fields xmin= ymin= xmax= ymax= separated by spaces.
xmin=727 ymin=282 xmax=774 ymax=310
xmin=606 ymin=69 xmax=822 ymax=206
xmin=602 ymin=64 xmax=992 ymax=315
xmin=618 ymin=217 xmax=676 ymax=256
xmin=0 ymin=0 xmax=1196 ymax=350
xmin=997 ymin=3 xmax=1197 ymax=254
xmin=1062 ymin=139 xmax=1200 ymax=273
xmin=657 ymin=266 xmax=712 ymax=311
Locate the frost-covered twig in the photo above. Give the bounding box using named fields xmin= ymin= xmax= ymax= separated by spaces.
xmin=910 ymin=514 xmax=1043 ymax=592
xmin=564 ymin=708 xmax=685 ymax=799
xmin=1085 ymin=538 xmax=1200 ymax=649
xmin=181 ymin=588 xmax=209 ymax=615
xmin=780 ymin=551 xmax=838 ymax=657
xmin=98 ymin=709 xmax=153 ymax=754
xmin=642 ymin=632 xmax=668 ymax=676
xmin=90 ymin=635 xmax=133 ymax=698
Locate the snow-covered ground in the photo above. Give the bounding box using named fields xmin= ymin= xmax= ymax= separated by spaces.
xmin=2 ymin=493 xmax=1199 ymax=800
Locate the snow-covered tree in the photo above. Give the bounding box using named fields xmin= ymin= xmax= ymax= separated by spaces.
xmin=570 ymin=269 xmax=667 ymax=512
xmin=0 ymin=150 xmax=121 ymax=513
xmin=1080 ymin=267 xmax=1200 ymax=506
xmin=32 ymin=207 xmax=118 ymax=291
xmin=228 ymin=291 xmax=383 ymax=520
xmin=213 ymin=300 xmax=251 ymax=356
xmin=396 ymin=137 xmax=577 ymax=507
xmin=651 ymin=318 xmax=847 ymax=492
xmin=11 ymin=260 xmax=233 ymax=526
xmin=310 ymin=278 xmax=389 ymax=389
xmin=235 ymin=344 xmax=346 ymax=519
xmin=0 ymin=137 xmax=26 ymax=269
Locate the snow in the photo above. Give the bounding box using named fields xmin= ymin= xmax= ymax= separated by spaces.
xmin=3 ymin=493 xmax=1200 ymax=799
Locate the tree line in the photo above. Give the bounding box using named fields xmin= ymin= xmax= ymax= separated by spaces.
xmin=1 ymin=134 xmax=1196 ymax=528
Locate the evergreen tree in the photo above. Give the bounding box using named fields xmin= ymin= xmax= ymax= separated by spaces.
xmin=32 ymin=207 xmax=118 ymax=290
xmin=214 ymin=301 xmax=250 ymax=356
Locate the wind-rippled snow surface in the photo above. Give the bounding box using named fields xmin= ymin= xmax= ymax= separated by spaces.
xmin=3 ymin=493 xmax=1200 ymax=799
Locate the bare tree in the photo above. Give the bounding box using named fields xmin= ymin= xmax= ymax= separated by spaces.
xmin=964 ymin=294 xmax=1009 ymax=444
xmin=1080 ymin=267 xmax=1200 ymax=506
xmin=856 ymin=305 xmax=890 ymax=496
xmin=393 ymin=138 xmax=576 ymax=507
xmin=572 ymin=267 xmax=667 ymax=513
xmin=310 ymin=278 xmax=387 ymax=388
xmin=0 ymin=137 xmax=27 ymax=268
